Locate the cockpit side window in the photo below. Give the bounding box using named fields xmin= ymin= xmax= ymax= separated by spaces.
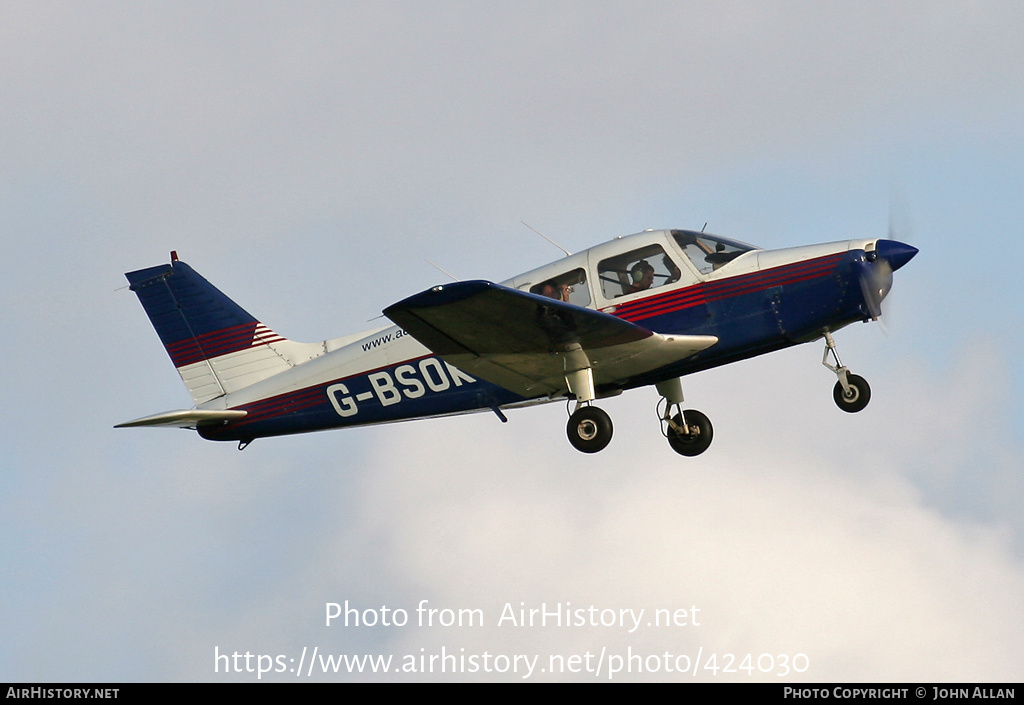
xmin=596 ymin=244 xmax=683 ymax=299
xmin=671 ymin=230 xmax=756 ymax=275
xmin=529 ymin=267 xmax=591 ymax=307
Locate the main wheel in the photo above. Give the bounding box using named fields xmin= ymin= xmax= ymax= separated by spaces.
xmin=833 ymin=373 xmax=870 ymax=413
xmin=667 ymin=410 xmax=713 ymax=457
xmin=566 ymin=406 xmax=613 ymax=453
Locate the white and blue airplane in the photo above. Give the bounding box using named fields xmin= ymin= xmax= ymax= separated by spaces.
xmin=117 ymin=228 xmax=917 ymax=454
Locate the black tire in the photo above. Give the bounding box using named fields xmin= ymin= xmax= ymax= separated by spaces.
xmin=566 ymin=406 xmax=613 ymax=453
xmin=833 ymin=374 xmax=871 ymax=413
xmin=667 ymin=410 xmax=713 ymax=457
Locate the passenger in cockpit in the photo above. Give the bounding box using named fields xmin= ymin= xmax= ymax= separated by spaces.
xmin=536 ymin=279 xmax=571 ymax=302
xmin=537 ymin=280 xmax=559 ymax=299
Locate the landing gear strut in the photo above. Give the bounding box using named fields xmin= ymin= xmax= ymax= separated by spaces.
xmin=563 ymin=356 xmax=614 ymax=453
xmin=822 ymin=331 xmax=871 ymax=413
xmin=657 ymin=378 xmax=713 ymax=457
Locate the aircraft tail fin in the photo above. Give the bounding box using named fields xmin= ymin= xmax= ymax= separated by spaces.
xmin=125 ymin=253 xmax=321 ymax=405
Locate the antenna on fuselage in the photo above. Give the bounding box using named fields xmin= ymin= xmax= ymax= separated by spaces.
xmin=521 ymin=221 xmax=572 ymax=257
xmin=364 ymin=260 xmax=459 ymax=321
xmin=426 ymin=259 xmax=459 ymax=282
xmin=701 ymin=222 xmax=708 ymax=233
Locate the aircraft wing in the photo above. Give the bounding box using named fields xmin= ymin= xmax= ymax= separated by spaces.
xmin=383 ymin=280 xmax=717 ymax=398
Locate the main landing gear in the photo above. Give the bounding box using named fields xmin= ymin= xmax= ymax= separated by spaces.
xmin=562 ymin=332 xmax=870 ymax=454
xmin=566 ymin=404 xmax=613 ymax=454
xmin=657 ymin=377 xmax=713 ymax=457
xmin=822 ymin=331 xmax=871 ymax=413
xmin=561 ymin=359 xmax=712 ymax=457
xmin=564 ymin=360 xmax=615 ymax=454
xmin=563 ymin=394 xmax=714 ymax=457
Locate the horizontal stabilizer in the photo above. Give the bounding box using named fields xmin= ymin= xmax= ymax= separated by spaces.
xmin=115 ymin=409 xmax=247 ymax=429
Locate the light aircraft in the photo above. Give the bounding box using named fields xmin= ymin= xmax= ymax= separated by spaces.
xmin=117 ymin=228 xmax=917 ymax=454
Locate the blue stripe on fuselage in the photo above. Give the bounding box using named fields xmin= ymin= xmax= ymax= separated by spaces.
xmin=198 ymin=355 xmax=523 ymax=441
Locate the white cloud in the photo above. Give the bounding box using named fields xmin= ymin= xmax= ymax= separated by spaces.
xmin=298 ymin=346 xmax=1024 ymax=681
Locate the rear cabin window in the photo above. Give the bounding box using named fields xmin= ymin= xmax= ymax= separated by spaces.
xmin=597 ymin=245 xmax=684 ymax=300
xmin=528 ymin=267 xmax=591 ymax=307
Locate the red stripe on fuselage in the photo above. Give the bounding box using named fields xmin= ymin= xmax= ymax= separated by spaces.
xmin=232 ymin=386 xmax=326 ymax=425
xmin=615 ymin=253 xmax=844 ymax=323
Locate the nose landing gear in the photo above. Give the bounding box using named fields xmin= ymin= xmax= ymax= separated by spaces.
xmin=822 ymin=331 xmax=871 ymax=413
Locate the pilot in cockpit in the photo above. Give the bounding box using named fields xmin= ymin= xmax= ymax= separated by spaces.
xmin=624 ymin=260 xmax=655 ymax=294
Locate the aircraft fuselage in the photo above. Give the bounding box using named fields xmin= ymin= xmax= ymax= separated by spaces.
xmin=192 ymin=232 xmax=911 ymax=444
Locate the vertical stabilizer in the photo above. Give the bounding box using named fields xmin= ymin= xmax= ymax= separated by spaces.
xmin=125 ymin=255 xmax=322 ymax=404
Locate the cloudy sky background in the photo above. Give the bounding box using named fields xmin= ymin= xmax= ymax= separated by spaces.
xmin=2 ymin=2 xmax=1023 ymax=681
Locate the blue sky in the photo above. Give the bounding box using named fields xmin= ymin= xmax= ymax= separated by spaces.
xmin=2 ymin=2 xmax=1022 ymax=681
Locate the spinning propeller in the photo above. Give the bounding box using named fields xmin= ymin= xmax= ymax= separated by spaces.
xmin=857 ymin=198 xmax=918 ymax=322
xmin=856 ymin=239 xmax=917 ymax=321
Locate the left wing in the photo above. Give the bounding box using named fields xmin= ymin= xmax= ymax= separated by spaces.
xmin=383 ymin=280 xmax=716 ymax=398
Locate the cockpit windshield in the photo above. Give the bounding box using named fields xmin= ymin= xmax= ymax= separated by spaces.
xmin=671 ymin=230 xmax=758 ymax=275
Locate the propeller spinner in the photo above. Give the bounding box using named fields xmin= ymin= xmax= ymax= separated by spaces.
xmin=858 ymin=239 xmax=918 ymax=320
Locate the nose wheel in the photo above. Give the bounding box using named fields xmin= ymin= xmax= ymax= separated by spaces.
xmin=822 ymin=331 xmax=871 ymax=413
xmin=566 ymin=404 xmax=613 ymax=453
xmin=833 ymin=373 xmax=870 ymax=413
